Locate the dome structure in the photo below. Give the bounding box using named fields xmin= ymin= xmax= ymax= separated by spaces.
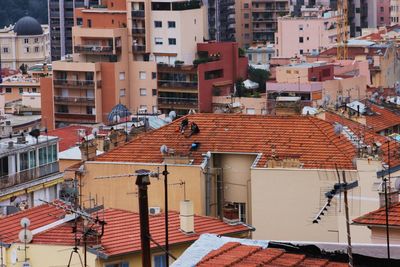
xmin=108 ymin=104 xmax=132 ymax=122
xmin=13 ymin=16 xmax=43 ymax=36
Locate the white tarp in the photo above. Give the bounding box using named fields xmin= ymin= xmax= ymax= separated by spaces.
xmin=243 ymin=79 xmax=259 ymax=90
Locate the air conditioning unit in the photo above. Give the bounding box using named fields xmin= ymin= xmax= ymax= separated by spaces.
xmin=149 ymin=207 xmax=161 ymax=215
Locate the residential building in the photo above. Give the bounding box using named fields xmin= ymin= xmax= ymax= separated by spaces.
xmin=48 ymin=0 xmax=99 ymax=61
xmin=391 ymin=0 xmax=400 ymax=24
xmin=0 ymin=16 xmax=50 ymax=69
xmin=246 ymin=43 xmax=274 ymax=68
xmin=0 ymin=134 xmax=63 ymax=216
xmin=377 ymin=0 xmax=391 ymax=26
xmin=212 ymin=95 xmax=267 ymax=114
xmin=174 ymin=233 xmax=400 ymax=266
xmin=0 ymin=201 xmax=251 ymax=266
xmin=275 ymin=9 xmax=345 ymax=58
xmin=251 ymin=0 xmax=290 ymax=43
xmin=0 ymin=74 xmax=40 ymax=102
xmin=80 ymin=113 xmax=390 ymax=243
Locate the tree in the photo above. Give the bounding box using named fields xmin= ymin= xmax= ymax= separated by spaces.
xmin=248 ymin=66 xmax=270 ymax=92
xmin=235 ymin=79 xmax=245 ymax=97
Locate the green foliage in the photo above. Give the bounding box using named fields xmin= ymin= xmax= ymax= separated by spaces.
xmin=193 ymin=57 xmax=211 ymax=66
xmin=248 ymin=66 xmax=270 ymax=92
xmin=235 ymin=79 xmax=245 ymax=97
xmin=0 ymin=0 xmax=48 ymax=28
xmin=238 ymin=47 xmax=245 ymax=57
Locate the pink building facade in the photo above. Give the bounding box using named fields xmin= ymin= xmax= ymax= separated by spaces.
xmin=377 ymin=0 xmax=391 ymax=26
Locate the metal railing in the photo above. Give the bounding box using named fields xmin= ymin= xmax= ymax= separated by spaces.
xmin=0 ymin=162 xmax=59 ymax=190
xmin=53 ymin=79 xmax=97 ymax=87
xmin=132 ymin=10 xmax=145 ymax=17
xmin=74 ymin=45 xmax=114 ymax=54
xmin=132 ymin=45 xmax=146 ymax=52
xmin=158 ymin=80 xmax=198 ymax=89
xmin=158 ymin=97 xmax=198 ymax=105
xmin=132 ymin=28 xmax=146 ymax=34
xmin=54 ymin=96 xmax=95 ymax=103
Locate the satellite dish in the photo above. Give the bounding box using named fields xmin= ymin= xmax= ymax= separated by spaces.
xmin=164 ymin=117 xmax=172 ymax=123
xmin=20 ymin=217 xmax=31 ymax=228
xmin=77 ymin=129 xmax=86 ymax=138
xmin=92 ymin=127 xmax=99 ymax=136
xmin=18 ymin=229 xmax=33 ymax=243
xmin=395 ymin=178 xmax=400 ymax=191
xmin=160 ymin=144 xmax=168 ymax=154
xmin=168 ymin=111 xmax=177 ymax=120
xmin=334 ymin=123 xmax=343 ymax=135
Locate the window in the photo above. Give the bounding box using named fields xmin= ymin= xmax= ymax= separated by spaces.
xmin=168 ymin=38 xmax=176 ymax=45
xmin=77 ymin=17 xmax=83 ymax=25
xmin=381 ymin=7 xmax=384 ymax=12
xmin=299 ymin=37 xmax=304 ymax=43
xmin=244 ymin=23 xmax=249 ymax=28
xmin=168 ymin=21 xmax=176 ymax=28
xmin=154 ymin=254 xmax=166 ymax=267
xmin=19 ymin=152 xmax=29 ymax=171
xmin=3 ymin=47 xmax=9 ymax=53
xmin=306 ymin=37 xmax=309 ymax=41
xmin=140 ymin=105 xmax=147 ymax=111
xmin=223 ymin=202 xmax=246 ymax=223
xmin=152 ymin=89 xmax=157 ymax=96
xmin=47 ymin=144 xmax=57 ymax=163
xmin=32 ymin=88 xmax=37 ymax=93
xmin=356 ymin=7 xmax=360 ymax=13
xmin=139 ymin=71 xmax=146 ymax=80
xmin=155 ymin=37 xmax=163 ymax=45
xmin=25 ymin=47 xmax=30 ymax=53
xmin=381 ymin=17 xmax=384 ymax=22
xmin=39 ymin=147 xmax=47 ymax=165
xmin=5 ymin=88 xmax=11 ymax=93
xmin=244 ymin=3 xmax=249 ymax=8
xmin=87 ymin=19 xmax=92 ymax=27
xmin=112 ymin=19 xmax=114 ymax=24
xmin=244 ymin=13 xmax=249 ymax=19
xmin=19 ymin=88 xmax=24 ymax=94
xmin=34 ymin=47 xmax=39 ymax=53
xmin=120 ymin=88 xmax=126 ymax=97
xmin=105 ymin=262 xmax=129 ymax=267
xmin=152 ymin=106 xmax=158 ymax=113
xmin=299 ymin=24 xmax=303 ymax=31
xmin=194 ymin=19 xmax=196 ymax=24
xmin=140 ymin=88 xmax=147 ymax=96
xmin=34 ymin=38 xmax=39 ymax=43
xmin=24 ymin=38 xmax=29 ymax=44
xmin=299 ymin=49 xmax=303 ymax=55
xmin=154 ymin=21 xmax=162 ymax=28
xmin=152 ymin=72 xmax=157 ymax=79
xmin=246 ymin=108 xmax=255 ymax=114
xmin=244 ymin=33 xmax=250 ymax=39
xmin=204 ymin=69 xmax=223 ymax=80
xmin=119 ymin=72 xmax=125 ymax=80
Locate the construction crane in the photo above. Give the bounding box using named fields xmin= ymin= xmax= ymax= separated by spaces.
xmin=337 ymin=0 xmax=349 ymax=60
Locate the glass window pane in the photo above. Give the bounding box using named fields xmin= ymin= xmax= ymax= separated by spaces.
xmin=39 ymin=147 xmax=47 ymax=165
xmin=29 ymin=150 xmax=36 ymax=168
xmin=20 ymin=152 xmax=29 ymax=171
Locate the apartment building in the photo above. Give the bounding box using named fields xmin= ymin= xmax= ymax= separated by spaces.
xmin=0 ymin=16 xmax=50 ymax=69
xmin=48 ymin=0 xmax=99 ymax=61
xmin=0 ymin=134 xmax=63 ymax=216
xmin=275 ymin=9 xmax=345 ymax=57
xmin=0 ymin=74 xmax=41 ymax=102
xmin=391 ymin=0 xmax=400 ymax=24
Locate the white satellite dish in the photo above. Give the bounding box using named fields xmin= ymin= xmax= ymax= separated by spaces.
xmin=164 ymin=117 xmax=172 ymax=123
xmin=169 ymin=111 xmax=177 ymax=120
xmin=160 ymin=144 xmax=168 ymax=154
xmin=20 ymin=217 xmax=31 ymax=228
xmin=18 ymin=229 xmax=33 ymax=243
xmin=92 ymin=127 xmax=99 ymax=136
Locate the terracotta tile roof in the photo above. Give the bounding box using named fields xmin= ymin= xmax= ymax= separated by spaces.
xmin=322 ymin=111 xmax=400 ymax=168
xmin=0 ymin=201 xmax=69 ymax=244
xmin=320 ymin=46 xmax=387 ymax=60
xmin=95 ymin=114 xmax=357 ymax=169
xmin=353 ymin=203 xmax=400 ymax=226
xmin=367 ymin=104 xmax=400 ymax=132
xmin=33 ymin=209 xmax=251 ymax=257
xmin=196 ymin=242 xmax=347 ymax=267
xmin=48 ymin=125 xmax=92 ymax=151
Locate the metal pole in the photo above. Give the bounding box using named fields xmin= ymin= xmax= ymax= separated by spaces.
xmin=385 ymin=140 xmax=391 ymax=261
xmin=342 ymin=171 xmax=353 ymax=267
xmin=136 ymin=170 xmax=151 ymax=267
xmin=163 ymin=164 xmax=169 ymax=267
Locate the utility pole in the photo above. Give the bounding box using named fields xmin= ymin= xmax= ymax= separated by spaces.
xmin=385 ymin=140 xmax=391 ymax=261
xmin=163 ymin=165 xmax=170 ymax=267
xmin=342 ymin=171 xmax=353 ymax=267
xmin=135 ymin=170 xmax=151 ymax=267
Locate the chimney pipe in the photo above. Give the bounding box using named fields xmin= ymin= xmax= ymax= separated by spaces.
xmin=180 ymin=200 xmax=194 ymax=233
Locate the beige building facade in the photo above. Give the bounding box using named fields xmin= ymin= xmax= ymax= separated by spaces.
xmin=0 ymin=16 xmax=50 ymax=69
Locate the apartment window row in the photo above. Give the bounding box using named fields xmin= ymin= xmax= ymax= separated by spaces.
xmin=154 ymin=20 xmax=176 ymax=28
xmin=154 ymin=38 xmax=176 ymax=45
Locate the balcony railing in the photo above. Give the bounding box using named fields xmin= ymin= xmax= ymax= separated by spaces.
xmin=55 ymin=113 xmax=96 ymax=123
xmin=74 ymin=45 xmax=114 ymax=54
xmin=0 ymin=162 xmax=60 ymax=190
xmin=158 ymin=97 xmax=198 ymax=105
xmin=54 ymin=79 xmax=99 ymax=88
xmin=132 ymin=10 xmax=145 ymax=17
xmin=132 ymin=28 xmax=146 ymax=34
xmin=54 ymin=96 xmax=95 ymax=104
xmin=132 ymin=45 xmax=146 ymax=52
xmin=158 ymin=80 xmax=198 ymax=89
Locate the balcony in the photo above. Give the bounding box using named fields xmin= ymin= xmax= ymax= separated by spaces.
xmin=53 ymin=79 xmax=100 ymax=89
xmin=55 ymin=112 xmax=96 ymax=123
xmin=158 ymin=97 xmax=198 ymax=107
xmin=132 ymin=10 xmax=145 ymax=18
xmin=158 ymin=80 xmax=198 ymax=90
xmin=0 ymin=162 xmax=59 ymax=190
xmin=132 ymin=45 xmax=146 ymax=53
xmin=74 ymin=45 xmax=116 ymax=55
xmin=132 ymin=28 xmax=146 ymax=35
xmin=54 ymin=96 xmax=95 ymax=105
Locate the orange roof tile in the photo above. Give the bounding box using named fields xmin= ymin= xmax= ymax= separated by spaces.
xmin=196 ymin=242 xmax=347 ymax=267
xmin=48 ymin=125 xmax=93 ymax=152
xmin=33 ymin=209 xmax=250 ymax=257
xmin=367 ymin=104 xmax=400 ymax=132
xmin=353 ymin=203 xmax=400 ymax=226
xmin=95 ymin=114 xmax=356 ymax=169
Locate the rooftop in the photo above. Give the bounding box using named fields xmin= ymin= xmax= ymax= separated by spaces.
xmin=0 ymin=133 xmax=57 ymax=157
xmin=47 ymin=125 xmax=93 ymax=152
xmin=96 ymin=114 xmax=356 ymax=169
xmin=1 ymin=74 xmax=40 ymax=85
xmin=366 ymin=104 xmax=400 ymax=132
xmin=353 ymin=203 xmax=400 ymax=227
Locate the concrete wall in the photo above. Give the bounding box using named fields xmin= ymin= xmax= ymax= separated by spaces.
xmin=39 ymin=77 xmax=55 ymax=130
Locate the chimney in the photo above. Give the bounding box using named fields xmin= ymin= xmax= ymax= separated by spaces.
xmin=180 ymin=200 xmax=194 ymax=234
xmin=79 ymin=139 xmax=98 ymax=161
xmin=379 ymin=190 xmax=399 ymax=208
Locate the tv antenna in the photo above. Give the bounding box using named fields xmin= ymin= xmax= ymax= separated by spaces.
xmin=18 ymin=217 xmax=32 ymax=265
